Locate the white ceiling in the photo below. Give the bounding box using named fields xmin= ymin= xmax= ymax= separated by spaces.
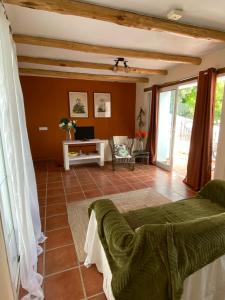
xmin=83 ymin=0 xmax=225 ymax=31
xmin=5 ymin=1 xmax=225 ymax=78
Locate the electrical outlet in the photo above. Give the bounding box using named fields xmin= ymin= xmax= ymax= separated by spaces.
xmin=39 ymin=127 xmax=48 ymax=131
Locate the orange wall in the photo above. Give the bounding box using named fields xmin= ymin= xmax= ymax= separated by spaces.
xmin=21 ymin=76 xmax=136 ymax=163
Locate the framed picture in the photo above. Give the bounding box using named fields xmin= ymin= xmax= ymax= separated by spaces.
xmin=69 ymin=92 xmax=88 ymax=118
xmin=94 ymin=93 xmax=111 ymax=118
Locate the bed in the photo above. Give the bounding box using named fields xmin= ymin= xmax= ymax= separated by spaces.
xmin=84 ymin=180 xmax=225 ymax=300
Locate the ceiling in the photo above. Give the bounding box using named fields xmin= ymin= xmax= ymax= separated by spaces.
xmin=5 ymin=0 xmax=225 ymax=81
xmin=84 ymin=0 xmax=225 ymax=31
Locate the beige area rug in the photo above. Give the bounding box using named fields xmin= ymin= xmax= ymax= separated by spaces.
xmin=67 ymin=188 xmax=170 ymax=262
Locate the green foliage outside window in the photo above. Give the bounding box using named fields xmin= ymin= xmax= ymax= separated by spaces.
xmin=177 ymin=79 xmax=225 ymax=123
xmin=214 ymin=80 xmax=225 ymax=124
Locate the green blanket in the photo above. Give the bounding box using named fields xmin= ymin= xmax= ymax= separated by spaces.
xmin=89 ymin=180 xmax=225 ymax=300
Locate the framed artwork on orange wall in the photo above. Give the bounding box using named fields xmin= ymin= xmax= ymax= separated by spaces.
xmin=69 ymin=92 xmax=88 ymax=118
xmin=94 ymin=93 xmax=111 ymax=118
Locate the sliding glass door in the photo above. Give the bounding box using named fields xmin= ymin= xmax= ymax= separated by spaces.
xmin=173 ymin=82 xmax=197 ymax=176
xmin=156 ymin=89 xmax=177 ymax=170
xmin=156 ymin=82 xmax=197 ymax=174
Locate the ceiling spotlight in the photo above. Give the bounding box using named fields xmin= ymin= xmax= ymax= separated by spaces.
xmin=167 ymin=9 xmax=183 ymax=21
xmin=113 ymin=57 xmax=130 ymax=73
xmin=113 ymin=59 xmax=119 ymax=72
xmin=124 ymin=60 xmax=129 ymax=73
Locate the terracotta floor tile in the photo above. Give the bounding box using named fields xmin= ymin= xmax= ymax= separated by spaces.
xmin=108 ymin=178 xmax=127 ymax=185
xmin=19 ymin=286 xmax=28 ymax=299
xmin=46 ymin=214 xmax=69 ymax=231
xmin=45 ymin=245 xmax=77 ymax=275
xmin=120 ymin=173 xmax=137 ymax=179
xmin=44 ymin=269 xmax=84 ymax=300
xmin=41 ymin=218 xmax=45 ymax=232
xmin=47 ymin=182 xmax=63 ymax=190
xmin=47 ymin=195 xmax=66 ymax=205
xmin=100 ymin=186 xmax=119 ymax=195
xmin=47 ymin=176 xmax=62 ymax=183
xmin=66 ymin=192 xmax=85 ymax=202
xmin=79 ymin=180 xmax=95 ymax=186
xmin=84 ymin=189 xmax=102 ymax=198
xmin=39 ymin=206 xmax=46 ymax=218
xmin=89 ymin=293 xmax=107 ymax=300
xmin=82 ymin=183 xmax=98 ymax=191
xmin=96 ymin=181 xmax=113 ymax=188
xmin=135 ymin=175 xmax=153 ymax=182
xmin=37 ymin=253 xmax=43 ymax=275
xmin=62 ymin=171 xmax=76 ymax=178
xmin=81 ymin=265 xmax=103 ymax=296
xmin=37 ymin=183 xmax=46 ymax=190
xmin=45 ymin=228 xmax=73 ymax=250
xmin=38 ymin=196 xmax=46 ymax=207
xmin=38 ymin=190 xmax=46 ymax=198
xmin=63 ymin=179 xmax=80 ymax=188
xmin=125 ymin=177 xmax=142 ymax=184
xmin=142 ymin=179 xmax=155 ymax=186
xmin=48 ymin=171 xmax=62 ymax=177
xmin=47 ymin=188 xmax=65 ymax=198
xmin=117 ymin=184 xmax=133 ymax=193
xmin=46 ymin=203 xmax=67 ymax=217
xmin=131 ymin=182 xmax=149 ymax=189
xmin=36 ymin=179 xmax=47 ymax=185
xmin=65 ymin=186 xmax=82 ymax=194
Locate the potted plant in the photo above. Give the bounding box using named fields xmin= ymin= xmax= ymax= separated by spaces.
xmin=135 ymin=130 xmax=147 ymax=150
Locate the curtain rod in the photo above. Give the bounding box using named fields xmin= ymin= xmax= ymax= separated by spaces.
xmin=144 ymin=66 xmax=225 ymax=92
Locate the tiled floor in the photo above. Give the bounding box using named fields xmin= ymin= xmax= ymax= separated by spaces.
xmin=20 ymin=161 xmax=195 ymax=299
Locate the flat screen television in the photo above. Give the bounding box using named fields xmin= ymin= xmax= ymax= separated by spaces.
xmin=75 ymin=126 xmax=95 ymax=140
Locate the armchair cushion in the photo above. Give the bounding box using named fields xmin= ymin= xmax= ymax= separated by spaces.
xmin=114 ymin=144 xmax=130 ymax=157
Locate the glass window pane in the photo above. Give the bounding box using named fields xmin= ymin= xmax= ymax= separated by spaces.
xmin=212 ymin=76 xmax=225 ymax=175
xmin=157 ymin=90 xmax=176 ymax=168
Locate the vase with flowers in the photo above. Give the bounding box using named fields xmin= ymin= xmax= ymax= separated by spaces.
xmin=59 ymin=118 xmax=77 ymax=141
xmin=135 ymin=131 xmax=147 ymax=150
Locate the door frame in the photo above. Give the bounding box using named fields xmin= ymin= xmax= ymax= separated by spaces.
xmin=156 ymin=80 xmax=198 ymax=172
xmin=156 ymin=85 xmax=178 ymax=171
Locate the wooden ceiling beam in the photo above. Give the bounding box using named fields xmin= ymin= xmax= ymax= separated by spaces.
xmin=14 ymin=34 xmax=201 ymax=65
xmin=17 ymin=56 xmax=168 ymax=75
xmin=6 ymin=0 xmax=225 ymax=42
xmin=19 ymin=68 xmax=149 ymax=83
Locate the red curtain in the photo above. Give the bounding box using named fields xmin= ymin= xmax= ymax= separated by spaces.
xmin=148 ymin=85 xmax=159 ymax=164
xmin=184 ymin=68 xmax=217 ymax=190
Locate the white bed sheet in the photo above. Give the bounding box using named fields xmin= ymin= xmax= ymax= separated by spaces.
xmin=84 ymin=211 xmax=225 ymax=300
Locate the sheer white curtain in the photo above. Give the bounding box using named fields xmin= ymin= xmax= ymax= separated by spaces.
xmin=0 ymin=5 xmax=45 ymax=299
xmin=215 ymin=85 xmax=225 ymax=180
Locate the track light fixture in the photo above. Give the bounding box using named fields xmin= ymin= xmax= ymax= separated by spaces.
xmin=113 ymin=57 xmax=129 ymax=73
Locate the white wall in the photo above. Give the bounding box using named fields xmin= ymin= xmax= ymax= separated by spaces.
xmin=136 ymin=47 xmax=225 ymax=129
xmin=136 ymin=83 xmax=151 ymax=132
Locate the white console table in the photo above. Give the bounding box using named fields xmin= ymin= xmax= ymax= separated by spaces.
xmin=63 ymin=139 xmax=105 ymax=170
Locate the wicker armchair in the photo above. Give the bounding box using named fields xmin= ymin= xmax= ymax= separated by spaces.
xmin=109 ymin=136 xmax=135 ymax=171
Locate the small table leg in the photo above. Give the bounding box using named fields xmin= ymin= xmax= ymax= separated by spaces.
xmin=63 ymin=144 xmax=70 ymax=170
xmin=96 ymin=142 xmax=104 ymax=166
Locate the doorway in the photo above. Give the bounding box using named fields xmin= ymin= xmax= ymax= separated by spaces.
xmin=156 ymin=82 xmax=197 ymax=177
xmin=212 ymin=75 xmax=225 ymax=175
